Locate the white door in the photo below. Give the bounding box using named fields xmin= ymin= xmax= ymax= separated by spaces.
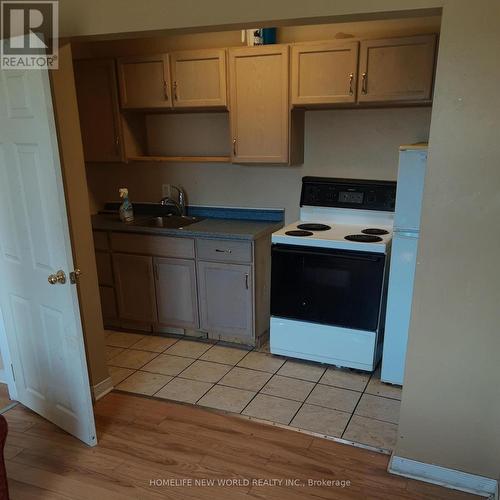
xmin=0 ymin=66 xmax=97 ymax=446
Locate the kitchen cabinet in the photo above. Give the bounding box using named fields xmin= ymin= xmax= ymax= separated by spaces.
xmin=117 ymin=54 xmax=172 ymax=109
xmin=357 ymin=35 xmax=436 ymax=103
xmin=112 ymin=253 xmax=157 ymax=323
xmin=228 ymin=45 xmax=301 ymax=164
xmin=154 ymin=257 xmax=199 ymax=329
xmin=291 ymin=41 xmax=359 ymax=105
xmin=197 ymin=261 xmax=253 ymax=343
xmin=170 ymin=49 xmax=227 ymax=108
xmin=93 ymin=228 xmax=271 ymax=346
xmin=99 ymin=285 xmax=119 ymax=326
xmin=73 ymin=58 xmax=123 ymax=162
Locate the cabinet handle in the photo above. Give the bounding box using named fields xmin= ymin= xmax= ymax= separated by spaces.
xmin=115 ymin=136 xmax=120 ymax=153
xmin=215 ymin=249 xmax=232 ymax=254
xmin=163 ymin=80 xmax=169 ymax=100
xmin=173 ymin=81 xmax=178 ymax=101
xmin=348 ymin=72 xmax=354 ymax=95
xmin=245 ymin=273 xmax=249 ymax=290
xmin=232 ymin=138 xmax=237 ymax=156
xmin=361 ymin=72 xmax=367 ymax=94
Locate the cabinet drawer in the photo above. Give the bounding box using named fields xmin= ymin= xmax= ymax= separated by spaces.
xmin=110 ymin=232 xmax=195 ymax=259
xmin=197 ymin=239 xmax=252 ymax=263
xmin=93 ymin=231 xmax=109 ymax=251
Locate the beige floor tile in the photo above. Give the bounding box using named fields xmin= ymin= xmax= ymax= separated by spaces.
xmin=261 ymin=375 xmax=315 ymax=402
xmin=237 ymin=351 xmax=285 ymax=373
xmin=355 ymin=394 xmax=401 ymax=424
xmin=164 ymin=339 xmax=213 ymax=359
xmin=306 ymin=384 xmax=361 ymax=413
xmin=242 ymin=394 xmax=301 ymax=425
xmin=108 ymin=366 xmax=135 ymax=386
xmin=218 ymin=367 xmax=273 ymax=392
xmin=108 ymin=349 xmax=158 ymax=370
xmin=198 ymin=385 xmax=255 ymax=413
xmin=277 ymin=360 xmax=326 ymax=382
xmin=365 ymin=370 xmax=402 ymax=400
xmin=141 ymin=354 xmax=194 ymax=376
xmin=179 ymin=360 xmax=231 ymax=383
xmin=131 ymin=336 xmax=179 ymax=353
xmin=106 ymin=332 xmax=144 ymax=348
xmin=116 ymin=371 xmax=172 ymax=396
xmin=155 ymin=378 xmax=213 ymax=404
xmin=200 ymin=344 xmax=251 ymax=365
xmin=291 ymin=404 xmax=351 ymax=437
xmin=343 ymin=415 xmax=398 ymax=450
xmin=106 ymin=346 xmax=124 ymax=361
xmin=319 ymin=367 xmax=370 ymax=392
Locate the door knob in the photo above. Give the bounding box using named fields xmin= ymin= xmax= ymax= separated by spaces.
xmin=48 ymin=270 xmax=66 ymax=285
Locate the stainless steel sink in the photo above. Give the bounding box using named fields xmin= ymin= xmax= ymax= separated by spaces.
xmin=134 ymin=215 xmax=204 ymax=229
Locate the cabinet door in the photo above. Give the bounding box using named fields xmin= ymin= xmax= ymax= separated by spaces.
xmin=228 ymin=45 xmax=290 ymax=163
xmin=73 ymin=58 xmax=123 ymax=162
xmin=117 ymin=54 xmax=172 ymax=109
xmin=291 ymin=42 xmax=359 ymax=105
xmin=198 ymin=261 xmax=253 ymax=341
xmin=358 ymin=35 xmax=436 ymax=103
xmin=170 ymin=49 xmax=227 ymax=108
xmin=154 ymin=257 xmax=199 ymax=329
xmin=113 ymin=253 xmax=157 ymax=323
xmin=99 ymin=285 xmax=119 ymax=327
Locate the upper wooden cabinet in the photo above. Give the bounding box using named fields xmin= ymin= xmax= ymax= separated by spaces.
xmin=170 ymin=49 xmax=227 ymax=108
xmin=73 ymin=58 xmax=123 ymax=162
xmin=117 ymin=54 xmax=172 ymax=109
xmin=291 ymin=41 xmax=359 ymax=105
xmin=228 ymin=45 xmax=293 ymax=164
xmin=358 ymin=35 xmax=437 ymax=103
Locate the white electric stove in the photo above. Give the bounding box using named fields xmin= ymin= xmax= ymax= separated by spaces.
xmin=270 ymin=177 xmax=396 ymax=371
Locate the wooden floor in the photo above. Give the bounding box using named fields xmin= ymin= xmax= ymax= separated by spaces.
xmin=0 ymin=383 xmax=13 ymax=412
xmin=3 ymin=392 xmax=477 ymax=499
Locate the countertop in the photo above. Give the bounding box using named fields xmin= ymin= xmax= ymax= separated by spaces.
xmin=91 ymin=214 xmax=283 ymax=241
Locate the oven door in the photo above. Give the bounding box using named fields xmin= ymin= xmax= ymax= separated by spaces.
xmin=271 ymin=244 xmax=385 ymax=331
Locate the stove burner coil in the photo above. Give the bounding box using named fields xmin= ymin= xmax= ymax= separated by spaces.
xmin=285 ymin=230 xmax=313 ymax=237
xmin=361 ymin=228 xmax=389 ymax=235
xmin=297 ymin=223 xmax=331 ymax=231
xmin=345 ymin=234 xmax=383 ymax=243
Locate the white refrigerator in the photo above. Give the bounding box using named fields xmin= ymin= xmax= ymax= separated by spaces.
xmin=381 ymin=145 xmax=427 ymax=385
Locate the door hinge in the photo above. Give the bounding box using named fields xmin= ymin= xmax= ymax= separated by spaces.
xmin=70 ymin=268 xmax=82 ymax=284
xmin=10 ymin=364 xmax=15 ymax=382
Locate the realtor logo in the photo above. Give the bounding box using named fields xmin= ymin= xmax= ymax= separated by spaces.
xmin=1 ymin=1 xmax=58 ymax=69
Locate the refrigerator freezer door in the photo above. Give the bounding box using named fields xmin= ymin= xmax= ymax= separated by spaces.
xmin=394 ymin=150 xmax=427 ymax=232
xmin=381 ymin=232 xmax=419 ymax=385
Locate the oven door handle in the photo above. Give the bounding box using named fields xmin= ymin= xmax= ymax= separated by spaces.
xmin=272 ymin=246 xmax=383 ymax=263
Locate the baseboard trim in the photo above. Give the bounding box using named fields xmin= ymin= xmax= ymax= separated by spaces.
xmin=389 ymin=454 xmax=498 ymax=499
xmin=92 ymin=376 xmax=114 ymax=402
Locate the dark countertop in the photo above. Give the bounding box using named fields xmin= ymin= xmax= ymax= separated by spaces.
xmin=91 ymin=214 xmax=283 ymax=241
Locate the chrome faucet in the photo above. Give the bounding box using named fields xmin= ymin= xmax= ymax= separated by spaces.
xmin=160 ymin=185 xmax=186 ymax=216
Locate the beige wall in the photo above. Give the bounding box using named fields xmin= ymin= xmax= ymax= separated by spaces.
xmin=58 ymin=0 xmax=500 ymax=481
xmin=87 ymin=107 xmax=431 ymax=222
xmin=51 ymin=44 xmax=109 ymax=390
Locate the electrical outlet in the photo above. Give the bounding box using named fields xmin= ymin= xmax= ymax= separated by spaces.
xmin=162 ymin=184 xmax=170 ymax=198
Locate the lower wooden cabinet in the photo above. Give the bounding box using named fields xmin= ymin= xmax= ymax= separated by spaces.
xmin=94 ymin=231 xmax=270 ymax=345
xmin=154 ymin=257 xmax=199 ymax=329
xmin=112 ymin=253 xmax=157 ymax=323
xmin=197 ymin=261 xmax=253 ymax=343
xmin=99 ymin=285 xmax=119 ymax=327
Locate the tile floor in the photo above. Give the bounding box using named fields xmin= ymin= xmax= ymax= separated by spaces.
xmin=106 ymin=330 xmax=402 ymax=451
